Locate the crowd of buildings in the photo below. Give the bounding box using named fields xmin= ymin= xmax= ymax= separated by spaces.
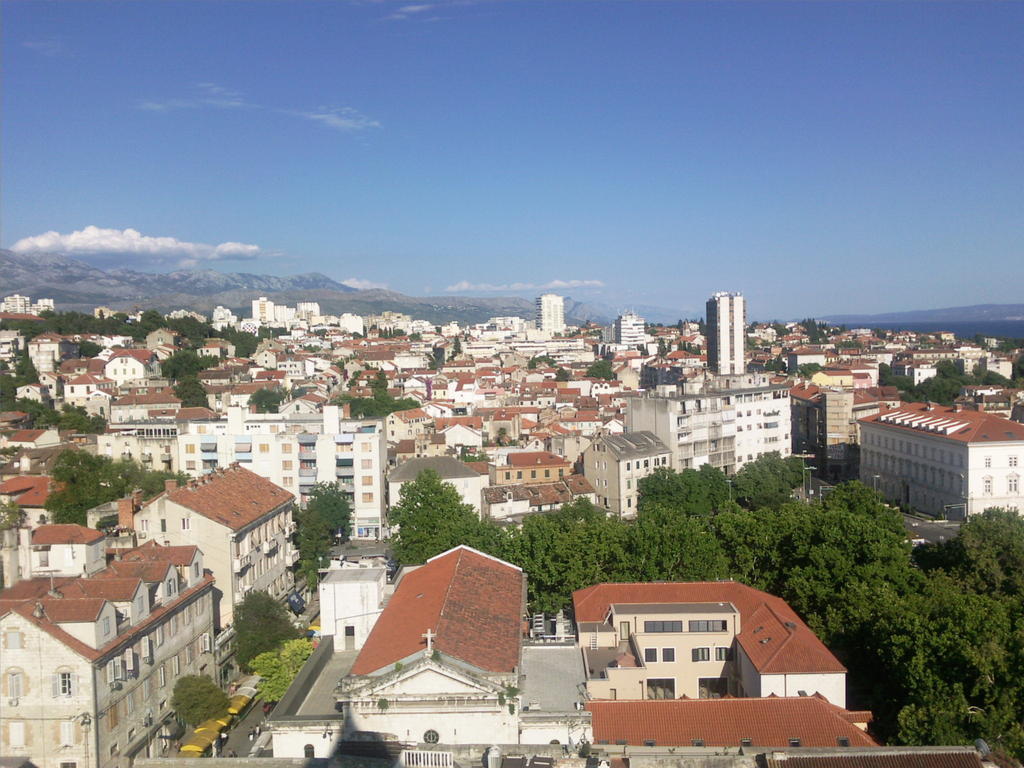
xmin=1 ymin=288 xmax=1023 ymax=767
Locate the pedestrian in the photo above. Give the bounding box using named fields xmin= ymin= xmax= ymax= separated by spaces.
xmin=255 ymin=723 xmax=261 ymax=737
xmin=248 ymin=727 xmax=255 ymax=742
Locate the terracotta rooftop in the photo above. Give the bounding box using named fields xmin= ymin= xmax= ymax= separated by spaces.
xmin=507 ymin=451 xmax=571 ymax=467
xmin=31 ymin=523 xmax=104 ymax=545
xmin=1 ymin=475 xmax=56 ymax=508
xmin=587 ymin=696 xmax=877 ymax=748
xmin=573 ymin=582 xmax=845 ymax=676
xmin=860 ymin=401 xmax=1024 ymax=443
xmin=151 ymin=464 xmax=294 ymax=531
xmin=351 ymin=546 xmax=524 ymax=676
xmin=761 ymin=751 xmax=986 ymax=768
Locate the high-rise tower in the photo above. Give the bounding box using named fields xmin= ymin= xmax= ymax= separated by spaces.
xmin=706 ymin=292 xmax=746 ymax=375
xmin=535 ymin=293 xmax=566 ymax=336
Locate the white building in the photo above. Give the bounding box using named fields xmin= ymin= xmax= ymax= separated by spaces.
xmin=535 ymin=293 xmax=566 ymax=337
xmin=387 ymin=457 xmax=487 ymax=517
xmin=614 ymin=312 xmax=646 ymax=347
xmin=706 ymin=291 xmax=746 ymax=375
xmin=211 ymin=305 xmax=238 ymax=331
xmin=317 ymin=563 xmax=387 ymax=649
xmin=860 ymin=402 xmax=1024 ymax=518
xmin=712 ymin=372 xmax=792 ymax=466
xmin=0 ymin=537 xmax=215 ymax=768
xmin=176 ymin=405 xmax=387 ymax=539
xmin=582 ymin=432 xmax=672 ymax=518
xmin=296 ymin=302 xmax=321 ymax=321
xmin=122 ymin=466 xmax=296 ymax=628
xmin=251 ymin=296 xmax=276 ymax=324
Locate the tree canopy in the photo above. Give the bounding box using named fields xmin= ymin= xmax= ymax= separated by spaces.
xmin=250 ymin=387 xmax=285 ymax=414
xmin=295 ymin=483 xmax=352 ymax=587
xmin=171 ymin=675 xmax=230 ymax=726
xmin=232 ymin=591 xmax=302 ymax=671
xmin=250 ymin=638 xmax=314 ymax=702
xmin=585 ymin=359 xmax=615 ymax=380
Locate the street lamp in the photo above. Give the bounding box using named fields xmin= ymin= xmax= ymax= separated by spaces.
xmin=803 ymin=462 xmax=817 ymax=499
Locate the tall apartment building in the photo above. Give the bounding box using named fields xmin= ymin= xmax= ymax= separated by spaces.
xmin=614 ymin=312 xmax=646 ymax=346
xmin=859 ymin=402 xmax=1024 ymax=518
xmin=251 ymin=296 xmax=276 ymax=324
xmin=706 ymin=291 xmax=746 ymax=375
xmin=535 ymin=293 xmax=566 ymax=336
xmin=176 ymin=405 xmax=387 ymax=539
xmin=713 ymin=372 xmax=792 ymax=466
xmin=0 ymin=534 xmax=215 ymax=768
xmin=626 ymin=382 xmax=738 ymax=475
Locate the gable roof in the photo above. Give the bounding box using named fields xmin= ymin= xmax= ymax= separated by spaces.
xmin=351 ymin=546 xmax=523 ymax=676
xmin=573 ymin=582 xmax=845 ymax=676
xmin=388 ymin=456 xmax=482 ymax=482
xmin=587 ymin=696 xmax=876 ymax=748
xmin=31 ymin=523 xmax=105 ymax=546
xmin=154 ymin=465 xmax=293 ymax=530
xmin=762 ymin=750 xmax=986 ymax=768
xmin=1 ymin=475 xmax=56 ymax=508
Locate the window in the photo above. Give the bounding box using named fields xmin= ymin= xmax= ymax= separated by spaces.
xmin=692 ymin=647 xmax=711 ymax=662
xmin=102 ymin=617 xmax=111 ymax=637
xmin=186 ymin=461 xmax=196 ymax=470
xmin=60 ymin=721 xmax=76 ymax=746
xmin=362 ymin=459 xmax=373 ymax=469
xmin=645 ymin=678 xmax=675 ymax=699
xmin=644 ymin=648 xmax=658 ymax=663
xmin=159 ymin=519 xmax=167 ymax=533
xmin=985 ymin=456 xmax=992 ymax=468
xmin=789 ymin=739 xmax=801 ymax=747
xmin=362 ymin=476 xmax=373 ymax=486
xmin=181 ymin=517 xmax=191 ymax=531
xmin=7 ymin=669 xmax=24 ymax=698
xmin=260 ymin=443 xmax=270 ymax=453
xmin=172 ymin=654 xmax=180 ymax=676
xmin=362 ymin=493 xmax=374 ymax=503
xmin=158 ymin=664 xmax=166 ymax=688
xmin=1011 ymin=456 xmax=1019 ymax=468
xmin=1010 ymin=476 xmax=1019 ymax=494
xmin=644 ymin=621 xmax=683 ymax=633
xmin=282 ymin=444 xmax=292 ymax=454
xmin=304 ymin=745 xmax=316 ymax=758
xmin=282 ymin=460 xmax=293 ymax=470
xmin=185 ymin=444 xmax=196 ymax=454
xmin=688 ymin=620 xmax=727 ymax=633
xmin=662 ymin=648 xmax=675 ymax=662
xmin=9 ymin=721 xmax=25 ymax=748
xmin=423 ymin=730 xmax=440 ymax=744
xmin=6 ymin=630 xmax=23 ymax=649
xmin=715 ymin=646 xmax=732 ymax=661
xmin=984 ymin=477 xmax=993 ymax=495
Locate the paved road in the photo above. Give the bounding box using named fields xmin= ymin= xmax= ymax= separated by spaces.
xmin=903 ymin=513 xmax=960 ymax=545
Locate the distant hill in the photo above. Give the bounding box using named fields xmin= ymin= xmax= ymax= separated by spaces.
xmin=0 ymin=249 xmax=692 ymax=325
xmin=822 ymin=304 xmax=1024 ymax=325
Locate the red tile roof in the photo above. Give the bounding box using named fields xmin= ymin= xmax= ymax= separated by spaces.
xmin=351 ymin=546 xmax=524 ymax=676
xmin=153 ymin=465 xmax=293 ymax=531
xmin=860 ymin=402 xmax=1024 ymax=443
xmin=0 ymin=475 xmax=56 ymax=508
xmin=587 ymin=696 xmax=877 ymax=748
xmin=31 ymin=523 xmax=104 ymax=545
xmin=7 ymin=429 xmax=49 ymax=443
xmin=573 ymin=582 xmax=845 ymax=675
xmin=763 ymin=752 xmax=985 ymax=768
xmin=507 ymin=451 xmax=571 ymax=467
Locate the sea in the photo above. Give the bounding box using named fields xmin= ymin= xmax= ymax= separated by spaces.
xmin=860 ymin=321 xmax=1024 ymax=341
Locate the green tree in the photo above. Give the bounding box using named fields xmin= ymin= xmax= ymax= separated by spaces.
xmin=250 ymin=638 xmax=314 ymax=702
xmin=249 ymin=388 xmax=284 ymax=414
xmin=730 ymin=453 xmax=804 ymax=510
xmin=627 ymin=503 xmax=729 ymax=582
xmin=389 ymin=469 xmax=499 ymax=564
xmin=306 ymin=482 xmax=352 ymax=539
xmin=161 ymin=350 xmax=217 ymax=380
xmin=171 ymin=675 xmax=230 ymax=726
xmin=797 ymin=362 xmax=824 ymax=378
xmin=450 ymin=337 xmax=462 ymax=358
xmin=585 ymin=359 xmax=615 ymax=380
xmin=174 ymin=377 xmax=208 ymax=408
xmin=637 ymin=465 xmax=730 ymax=517
xmin=78 ymin=340 xmax=102 ymax=358
xmin=555 ymin=367 xmax=570 ymax=381
xmin=233 ymin=591 xmax=301 ymax=671
xmin=528 ymin=355 xmax=556 ymax=369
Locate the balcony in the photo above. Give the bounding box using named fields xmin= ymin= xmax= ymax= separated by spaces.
xmin=232 ymin=553 xmax=252 ymax=571
xmin=299 ymin=468 xmax=318 ymax=478
xmin=262 ymin=539 xmax=278 ymax=555
xmin=299 ymin=450 xmax=317 ymax=461
xmin=287 ymin=549 xmax=300 ymax=565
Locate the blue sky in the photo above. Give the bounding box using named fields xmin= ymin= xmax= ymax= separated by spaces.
xmin=3 ymin=1 xmax=1022 ymax=319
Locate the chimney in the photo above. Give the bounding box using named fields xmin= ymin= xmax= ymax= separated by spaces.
xmin=165 ymin=478 xmax=179 ymax=492
xmin=132 ymin=488 xmax=143 ymax=507
xmin=117 ymin=498 xmax=136 ymax=530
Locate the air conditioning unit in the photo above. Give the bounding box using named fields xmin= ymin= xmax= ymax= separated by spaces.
xmin=7 ymin=698 xmax=18 ymax=707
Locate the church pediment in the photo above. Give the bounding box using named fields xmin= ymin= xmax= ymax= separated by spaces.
xmin=341 ymin=657 xmax=506 ymax=700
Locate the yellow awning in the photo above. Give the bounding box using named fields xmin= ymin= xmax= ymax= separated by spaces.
xmin=227 ymin=694 xmax=252 ymax=715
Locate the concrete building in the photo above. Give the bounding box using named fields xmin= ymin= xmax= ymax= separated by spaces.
xmin=176 ymin=405 xmax=387 ymax=540
xmin=625 ymin=382 xmax=737 ymax=475
xmin=535 ymin=293 xmax=566 ymax=337
xmin=0 ymin=539 xmax=215 ymax=768
xmin=573 ymin=581 xmax=847 ymax=707
xmin=388 ymin=456 xmax=487 ymax=517
xmin=707 ymin=292 xmax=746 ymax=375
xmin=614 ymin=312 xmax=646 ymax=347
xmin=713 ymin=373 xmax=792 ymax=467
xmin=582 ymin=432 xmax=672 ymax=518
xmin=859 ymin=402 xmax=1024 ymax=518
xmin=121 ymin=466 xmax=297 ymax=628
xmin=317 ymin=562 xmax=387 ymax=650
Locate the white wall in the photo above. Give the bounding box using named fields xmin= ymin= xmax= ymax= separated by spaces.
xmin=759 ymin=672 xmax=846 ymax=708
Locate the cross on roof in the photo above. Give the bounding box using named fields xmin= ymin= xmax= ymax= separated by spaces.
xmin=422 ymin=628 xmax=436 ymax=652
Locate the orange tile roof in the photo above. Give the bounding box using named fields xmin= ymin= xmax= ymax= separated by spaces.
xmin=351 ymin=546 xmax=523 ymax=675
xmin=1 ymin=476 xmax=56 ymax=508
xmin=573 ymin=582 xmax=845 ymax=675
xmin=31 ymin=523 xmax=104 ymax=545
xmin=152 ymin=465 xmax=293 ymax=531
xmin=860 ymin=402 xmax=1024 ymax=443
xmin=587 ymin=696 xmax=877 ymax=748
xmin=507 ymin=451 xmax=571 ymax=467
xmin=762 ymin=751 xmax=984 ymax=768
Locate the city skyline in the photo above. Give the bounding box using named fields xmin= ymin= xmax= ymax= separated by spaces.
xmin=3 ymin=1 xmax=1022 ymax=319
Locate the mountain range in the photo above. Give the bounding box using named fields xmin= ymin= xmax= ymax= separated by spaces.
xmin=0 ymin=250 xmax=688 ymax=325
xmin=822 ymin=305 xmax=1024 ymax=324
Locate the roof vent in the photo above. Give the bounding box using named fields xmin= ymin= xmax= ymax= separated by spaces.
xmin=784 ymin=621 xmax=797 ymax=629
xmin=759 ymin=637 xmax=771 ymax=644
xmin=32 ymin=602 xmax=46 ymax=618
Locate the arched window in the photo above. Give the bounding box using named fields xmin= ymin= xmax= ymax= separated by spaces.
xmin=304 ymin=744 xmax=316 ymax=758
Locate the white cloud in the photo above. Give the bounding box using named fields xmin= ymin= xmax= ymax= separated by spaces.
xmin=294 ymin=107 xmax=381 ymax=132
xmin=10 ymin=226 xmax=261 ymax=268
xmin=23 ymin=39 xmax=63 ymax=57
xmin=445 ymin=279 xmax=605 ymax=292
xmin=383 ymin=3 xmax=434 ymax=20
xmin=138 ymin=82 xmax=248 ymax=112
xmin=341 ymin=277 xmax=389 ymax=291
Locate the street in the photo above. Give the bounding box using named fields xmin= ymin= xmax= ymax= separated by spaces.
xmin=903 ymin=513 xmax=960 ymax=545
